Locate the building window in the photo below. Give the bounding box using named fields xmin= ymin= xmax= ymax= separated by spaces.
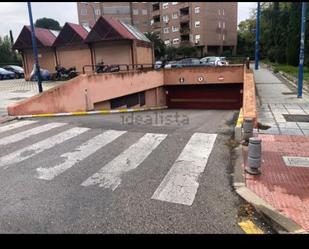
xmin=218 ymin=9 xmax=221 ymax=15
xmin=172 ymin=2 xmax=178 ymax=5
xmin=223 ymin=34 xmax=226 ymax=41
xmin=162 ymin=15 xmax=169 ymax=23
xmin=195 ymin=21 xmax=200 ymax=28
xmin=172 ymin=12 xmax=178 ymax=19
xmin=223 ymin=21 xmax=225 ymax=29
xmin=222 ymin=9 xmax=225 ymax=15
xmin=163 ymin=3 xmax=169 ymax=9
xmin=82 ymin=22 xmax=89 ymax=27
xmin=133 ymin=9 xmax=139 ymax=15
xmin=172 ymin=26 xmax=179 ymax=32
xmin=143 ymin=21 xmax=149 ymax=27
xmin=218 ymin=21 xmax=221 ymax=28
xmin=95 ymin=9 xmax=101 ymax=15
xmin=163 ymin=27 xmax=169 ymax=33
xmin=164 ymin=39 xmax=171 ymax=45
xmin=142 ymin=9 xmax=147 ymax=15
xmin=195 ymin=7 xmax=200 ymax=14
xmin=103 ymin=6 xmax=130 ymax=14
xmin=81 ymin=9 xmax=87 ymax=15
xmin=195 ymin=34 xmax=200 ymax=43
xmin=173 ymin=38 xmax=179 ymax=44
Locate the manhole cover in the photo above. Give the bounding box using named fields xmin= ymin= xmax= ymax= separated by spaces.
xmin=283 ymin=156 xmax=309 ymax=167
xmin=283 ymin=114 xmax=309 ymax=122
xmin=282 ymin=92 xmax=297 ymax=95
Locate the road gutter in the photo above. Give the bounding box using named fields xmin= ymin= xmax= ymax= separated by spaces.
xmin=11 ymin=106 xmax=168 ymax=119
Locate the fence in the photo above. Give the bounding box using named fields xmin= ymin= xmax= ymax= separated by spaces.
xmin=82 ymin=63 xmax=155 ymax=74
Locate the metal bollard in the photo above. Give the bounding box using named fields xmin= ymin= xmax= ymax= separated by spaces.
xmin=242 ymin=118 xmax=254 ymax=142
xmin=246 ymin=137 xmax=262 ymax=175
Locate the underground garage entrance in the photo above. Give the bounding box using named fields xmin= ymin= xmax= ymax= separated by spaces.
xmin=165 ymin=83 xmax=243 ymax=110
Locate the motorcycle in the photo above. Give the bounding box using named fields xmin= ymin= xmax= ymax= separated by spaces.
xmin=95 ymin=61 xmax=120 ymax=74
xmin=55 ymin=65 xmax=78 ymax=81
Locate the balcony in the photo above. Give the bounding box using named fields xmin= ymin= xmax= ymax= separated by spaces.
xmin=180 ymin=28 xmax=190 ymax=35
xmin=152 ymin=2 xmax=160 ymax=12
xmin=152 ymin=22 xmax=161 ymax=29
xmin=179 ymin=15 xmax=189 ymax=23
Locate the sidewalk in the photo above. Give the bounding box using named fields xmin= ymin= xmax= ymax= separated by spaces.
xmin=240 ymin=64 xmax=309 ymax=232
xmin=0 ymin=79 xmax=61 ymax=120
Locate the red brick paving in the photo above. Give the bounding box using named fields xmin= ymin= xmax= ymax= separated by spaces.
xmin=243 ymin=134 xmax=309 ymax=231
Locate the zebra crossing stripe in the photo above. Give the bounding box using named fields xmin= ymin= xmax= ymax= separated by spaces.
xmin=36 ymin=130 xmax=127 ymax=180
xmin=0 ymin=127 xmax=89 ymax=169
xmin=151 ymin=133 xmax=217 ymax=206
xmin=0 ymin=120 xmax=37 ymax=134
xmin=0 ymin=122 xmax=67 ymax=146
xmin=81 ymin=133 xmax=167 ymax=190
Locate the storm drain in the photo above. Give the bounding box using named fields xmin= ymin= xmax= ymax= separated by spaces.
xmin=283 ymin=114 xmax=309 ymax=122
xmin=283 ymin=156 xmax=309 ymax=167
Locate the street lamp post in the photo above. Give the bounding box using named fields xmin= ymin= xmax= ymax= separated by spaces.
xmin=255 ymin=2 xmax=261 ymax=70
xmin=27 ymin=2 xmax=42 ymax=93
xmin=298 ymin=2 xmax=307 ymax=98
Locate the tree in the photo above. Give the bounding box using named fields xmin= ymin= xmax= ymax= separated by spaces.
xmin=144 ymin=31 xmax=166 ymax=60
xmin=35 ymin=17 xmax=61 ymax=31
xmin=0 ymin=35 xmax=21 ymax=64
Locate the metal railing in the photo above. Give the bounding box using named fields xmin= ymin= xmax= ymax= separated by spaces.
xmin=82 ymin=63 xmax=155 ymax=75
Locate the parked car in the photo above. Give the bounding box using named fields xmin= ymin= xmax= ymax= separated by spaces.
xmin=178 ymin=58 xmax=201 ymax=66
xmin=0 ymin=67 xmax=16 ymax=80
xmin=154 ymin=60 xmax=163 ymax=69
xmin=200 ymin=56 xmax=228 ymax=66
xmin=164 ymin=60 xmax=181 ymax=69
xmin=3 ymin=65 xmax=24 ymax=79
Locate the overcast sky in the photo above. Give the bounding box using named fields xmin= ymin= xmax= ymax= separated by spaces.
xmin=0 ymin=2 xmax=257 ymax=39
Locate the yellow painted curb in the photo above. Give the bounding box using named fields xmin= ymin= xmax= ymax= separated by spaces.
xmin=238 ymin=220 xmax=264 ymax=234
xmin=236 ymin=108 xmax=244 ymax=127
xmin=15 ymin=106 xmax=168 ymax=119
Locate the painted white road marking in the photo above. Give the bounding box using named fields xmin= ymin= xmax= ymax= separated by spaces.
xmin=0 ymin=122 xmax=66 ymax=146
xmin=0 ymin=127 xmax=89 ymax=169
xmin=151 ymin=133 xmax=217 ymax=206
xmin=36 ymin=130 xmax=127 ymax=180
xmin=0 ymin=120 xmax=37 ymax=134
xmin=81 ymin=133 xmax=167 ymax=190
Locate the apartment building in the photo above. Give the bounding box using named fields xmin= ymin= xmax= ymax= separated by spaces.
xmin=77 ymin=2 xmax=237 ymax=56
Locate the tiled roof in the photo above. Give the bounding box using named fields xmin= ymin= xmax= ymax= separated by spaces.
xmin=12 ymin=25 xmax=57 ymax=50
xmin=53 ymin=22 xmax=89 ymax=47
xmin=84 ymin=16 xmax=150 ymax=43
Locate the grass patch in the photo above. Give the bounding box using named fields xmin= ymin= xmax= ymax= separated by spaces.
xmin=262 ymin=60 xmax=309 ymax=83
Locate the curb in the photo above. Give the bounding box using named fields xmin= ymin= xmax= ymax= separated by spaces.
xmin=234 ymin=108 xmax=243 ymax=142
xmin=12 ymin=106 xmax=168 ymax=119
xmin=0 ymin=115 xmax=17 ymax=124
xmin=232 ymin=145 xmax=307 ymax=234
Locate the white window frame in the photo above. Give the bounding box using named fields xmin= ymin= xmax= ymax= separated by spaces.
xmin=195 ymin=7 xmax=200 ymax=14
xmin=222 ymin=9 xmax=225 ymax=15
xmin=163 ymin=3 xmax=169 ymax=9
xmin=195 ymin=21 xmax=200 ymax=28
xmin=172 ymin=2 xmax=178 ymax=5
xmin=172 ymin=12 xmax=178 ymax=19
xmin=195 ymin=34 xmax=200 ymax=42
xmin=133 ymin=9 xmax=139 ymax=15
xmin=95 ymin=9 xmax=101 ymax=16
xmin=218 ymin=9 xmax=221 ymax=15
xmin=172 ymin=38 xmax=179 ymax=44
xmin=218 ymin=21 xmax=221 ymax=28
xmin=172 ymin=26 xmax=179 ymax=32
xmin=163 ymin=27 xmax=169 ymax=34
xmin=142 ymin=9 xmax=147 ymax=15
xmin=81 ymin=9 xmax=87 ymax=15
xmin=223 ymin=34 xmax=226 ymax=41
xmin=223 ymin=21 xmax=225 ymax=29
xmin=164 ymin=39 xmax=171 ymax=45
xmin=163 ymin=15 xmax=169 ymax=23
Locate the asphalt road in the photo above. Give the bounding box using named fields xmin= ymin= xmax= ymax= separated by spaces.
xmin=0 ymin=109 xmax=244 ymax=233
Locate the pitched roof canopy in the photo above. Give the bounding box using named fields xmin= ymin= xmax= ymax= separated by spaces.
xmin=84 ymin=16 xmax=150 ymax=43
xmin=12 ymin=26 xmax=57 ymax=50
xmin=53 ymin=22 xmax=89 ymax=47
